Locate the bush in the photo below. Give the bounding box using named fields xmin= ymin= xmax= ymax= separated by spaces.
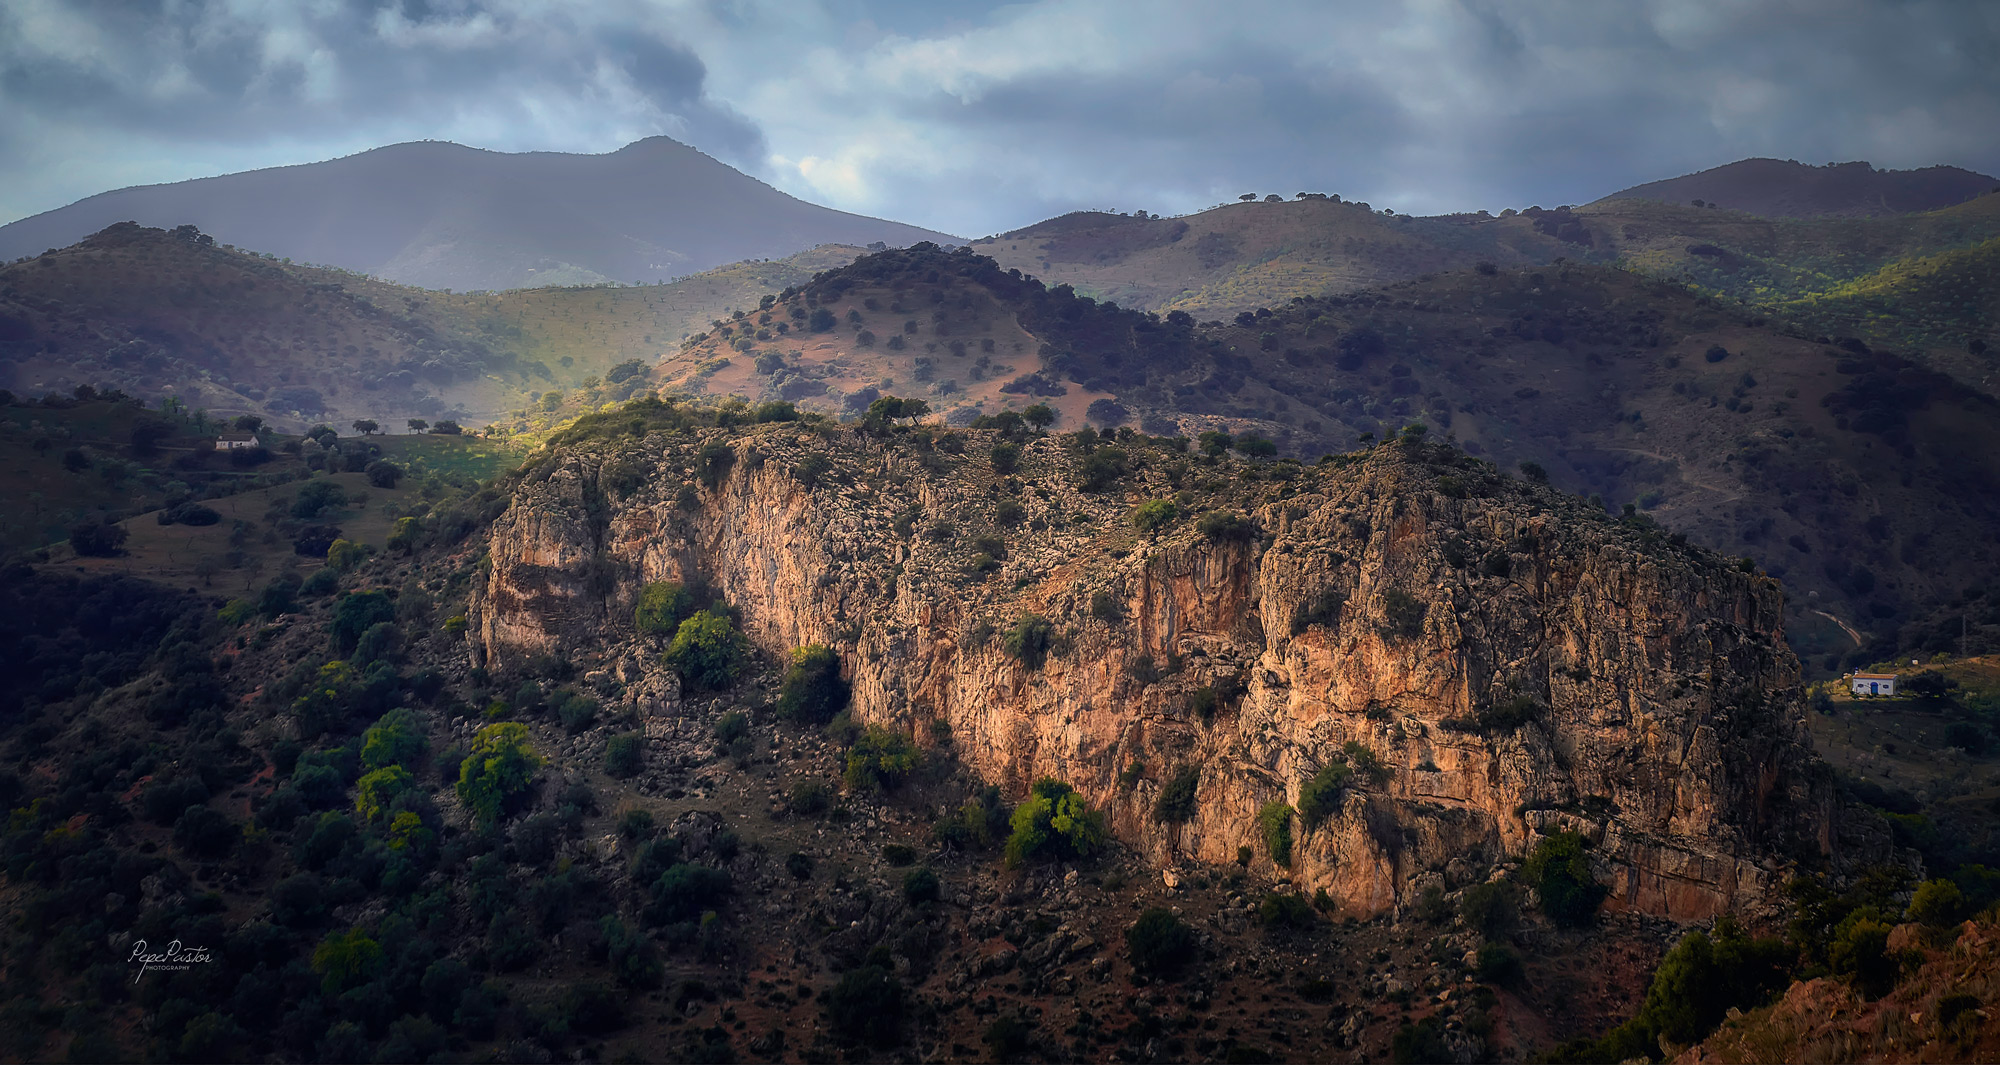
xmin=903 ymin=867 xmax=941 ymax=904
xmin=365 ymin=460 xmax=403 ymax=488
xmin=456 ymin=723 xmax=542 ymax=824
xmin=605 ymin=734 xmax=644 ymax=778
xmin=666 ymin=608 xmax=747 ymax=690
xmin=1126 ymin=907 xmax=1196 ymax=976
xmin=789 ymin=779 xmax=832 ymax=816
xmin=1154 ymin=766 xmax=1201 ymax=824
xmin=330 ymin=591 xmax=395 ymax=655
xmin=1197 ymin=511 xmax=1255 ymax=541
xmin=1130 ymin=499 xmax=1177 ymax=533
xmin=989 ymin=442 xmax=1021 ymax=474
xmin=1257 ymin=801 xmax=1294 ymax=865
xmin=1460 ymin=881 xmax=1517 ymax=937
xmin=1475 ymin=943 xmax=1523 ymax=987
xmin=173 ymin=804 xmax=238 ymax=859
xmin=634 ymin=581 xmax=694 ymax=637
xmin=1704 ymin=343 xmax=1730 ymax=363
xmin=1523 ymin=831 xmax=1607 ymax=927
xmin=1004 ymin=779 xmax=1105 ymax=867
xmin=1907 ymin=878 xmax=1967 ymax=927
xmin=1296 ymin=762 xmax=1352 ymax=828
xmin=697 ymin=442 xmax=735 ymax=488
xmin=1379 ymin=588 xmax=1428 ymax=641
xmin=69 ymin=520 xmax=128 ymax=557
xmin=777 ymin=645 xmax=849 ymax=723
xmin=1257 ymin=892 xmax=1314 ymax=929
xmin=1077 ymin=446 xmax=1127 ymax=492
xmin=360 ymin=707 xmax=427 ymax=769
xmin=1831 ymin=915 xmax=1899 ymax=998
xmin=844 ymin=727 xmax=920 ymax=792
xmin=355 ymin=765 xmax=414 ymax=822
xmin=1003 ymin=613 xmax=1054 ymax=669
xmin=824 ymin=965 xmax=903 ymax=1047
xmin=1292 ymin=588 xmax=1345 ymax=634
xmin=648 ymin=863 xmax=732 ymax=925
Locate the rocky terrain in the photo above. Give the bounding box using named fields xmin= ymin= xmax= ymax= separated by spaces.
xmin=472 ymin=404 xmax=1849 ymax=920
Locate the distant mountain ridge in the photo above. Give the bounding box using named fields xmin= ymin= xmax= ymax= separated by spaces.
xmin=0 ymin=138 xmax=961 ymax=292
xmin=1600 ymin=158 xmax=1997 ymax=218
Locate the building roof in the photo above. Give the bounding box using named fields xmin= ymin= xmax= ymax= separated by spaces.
xmin=1853 ymin=672 xmax=1898 ymax=680
xmin=217 ymin=432 xmax=257 ymax=440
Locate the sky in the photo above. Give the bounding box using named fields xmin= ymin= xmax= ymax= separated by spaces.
xmin=3 ymin=0 xmax=1997 ymax=237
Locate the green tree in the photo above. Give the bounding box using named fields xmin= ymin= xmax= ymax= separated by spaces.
xmin=456 ymin=723 xmax=542 ymax=824
xmin=634 ymin=581 xmax=694 ymax=637
xmin=312 ymin=928 xmax=385 ymax=997
xmin=1523 ymin=831 xmax=1607 ymax=926
xmin=361 ymin=708 xmax=427 ymax=770
xmin=356 ymin=765 xmax=413 ymax=822
xmin=352 ymin=419 xmax=379 ymax=435
xmin=365 ymin=459 xmax=403 ymax=488
xmin=844 ymin=727 xmax=921 ymax=792
xmin=1003 ymin=613 xmax=1054 ymax=669
xmin=1004 ymin=779 xmax=1105 ymax=867
xmin=330 ymin=590 xmax=395 ymax=654
xmin=777 ymin=645 xmax=849 ymax=723
xmin=1257 ymin=801 xmax=1294 ymax=866
xmin=326 ymin=538 xmax=368 ymax=573
xmin=1153 ymin=766 xmax=1201 ymax=824
xmin=1130 ymin=499 xmax=1177 ymax=533
xmin=387 ymin=516 xmax=421 ymax=555
xmin=1126 ymin=907 xmax=1197 ymax=976
xmin=1023 ymin=404 xmax=1056 ymax=429
xmin=1296 ymin=762 xmax=1353 ymax=828
xmin=989 ymin=441 xmax=1021 ymax=474
xmin=406 ymin=419 xmax=428 ymax=433
xmin=665 ymin=608 xmax=747 ymax=690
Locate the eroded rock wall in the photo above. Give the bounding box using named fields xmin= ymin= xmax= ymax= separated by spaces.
xmin=472 ymin=427 xmax=1836 ymax=919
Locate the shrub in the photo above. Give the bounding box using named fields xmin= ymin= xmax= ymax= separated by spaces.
xmin=361 ymin=708 xmax=427 ymax=770
xmin=1907 ymin=878 xmax=1967 ymax=927
xmin=789 ymin=779 xmax=832 ymax=816
xmin=666 ymin=608 xmax=747 ymax=690
xmin=1003 ymin=613 xmax=1054 ymax=669
xmin=1460 ymin=881 xmax=1517 ymax=937
xmin=785 ymin=852 xmax=815 ymax=880
xmin=1004 ymin=779 xmax=1105 ymax=867
xmin=634 ymin=581 xmax=694 ymax=637
xmin=365 ymin=460 xmax=404 ymax=488
xmin=843 ymin=727 xmax=920 ymax=792
xmin=1154 ymin=766 xmax=1201 ymax=824
xmin=1704 ymin=343 xmax=1730 ymax=363
xmin=824 ymin=965 xmax=903 ymax=1047
xmin=1077 ymin=446 xmax=1127 ymax=492
xmin=1379 ymin=588 xmax=1427 ymax=641
xmin=903 ymin=867 xmax=941 ymax=904
xmin=1089 ymin=589 xmax=1123 ymax=621
xmin=355 ymin=765 xmax=414 ymax=822
xmin=557 ymin=692 xmax=600 ymax=733
xmin=1197 ymin=511 xmax=1255 ymax=541
xmin=330 ymin=591 xmax=395 ymax=655
xmin=990 ymin=442 xmax=1021 ymax=474
xmin=1257 ymin=801 xmax=1294 ymax=865
xmin=1523 ymin=831 xmax=1607 ymax=927
xmin=456 ymin=723 xmax=542 ymax=824
xmin=1126 ymin=908 xmax=1196 ymax=976
xmin=1257 ymin=892 xmax=1314 ymax=929
xmin=697 ymin=442 xmax=735 ymax=488
xmin=1130 ymin=499 xmax=1177 ymax=533
xmin=1831 ymin=915 xmax=1899 ymax=998
xmin=173 ymin=804 xmax=237 ymax=859
xmin=67 ymin=519 xmax=129 ymax=557
xmin=648 ymin=863 xmax=732 ymax=926
xmin=777 ymin=645 xmax=849 ymax=723
xmin=1475 ymin=943 xmax=1523 ymax=987
xmin=1297 ymin=762 xmax=1353 ymax=828
xmin=605 ymin=734 xmax=644 ymax=778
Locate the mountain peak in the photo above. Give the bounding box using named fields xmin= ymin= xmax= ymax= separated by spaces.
xmin=1600 ymin=156 xmax=1999 ymax=218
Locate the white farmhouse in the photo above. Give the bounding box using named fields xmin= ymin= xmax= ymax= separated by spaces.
xmin=1850 ymin=672 xmax=1897 ymax=697
xmin=216 ymin=432 xmax=258 ymax=450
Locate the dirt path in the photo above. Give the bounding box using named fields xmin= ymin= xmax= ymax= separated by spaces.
xmin=1812 ymin=608 xmax=1864 ymax=647
xmin=1592 ymin=445 xmax=1743 ymax=502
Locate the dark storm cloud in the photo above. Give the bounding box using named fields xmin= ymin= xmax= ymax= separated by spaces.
xmin=2 ymin=0 xmax=1996 ymax=235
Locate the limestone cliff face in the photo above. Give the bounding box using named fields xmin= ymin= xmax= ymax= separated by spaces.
xmin=472 ymin=424 xmax=1836 ymax=919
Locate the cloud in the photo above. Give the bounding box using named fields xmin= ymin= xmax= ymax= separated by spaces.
xmin=1 ymin=0 xmax=1995 ymax=236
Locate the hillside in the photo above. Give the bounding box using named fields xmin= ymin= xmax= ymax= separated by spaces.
xmin=1604 ymin=158 xmax=1999 ymax=219
xmin=0 ymin=223 xmax=866 ymax=431
xmin=0 ymin=137 xmax=958 ymax=292
xmin=651 ymin=244 xmax=2000 ymax=670
xmin=0 ymin=390 xmax=1872 ymax=1061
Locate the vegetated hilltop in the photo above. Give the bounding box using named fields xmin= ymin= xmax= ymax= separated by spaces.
xmin=0 ymin=137 xmax=959 ymax=291
xmin=1604 ymin=158 xmax=1999 ymax=219
xmin=649 ymin=244 xmax=2000 ymax=671
xmin=0 ymin=222 xmax=869 ymax=430
xmin=478 ymin=399 xmax=1849 ymax=925
xmin=975 ymin=188 xmax=2000 ymax=381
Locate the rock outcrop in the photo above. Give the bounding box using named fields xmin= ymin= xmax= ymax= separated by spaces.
xmin=472 ymin=419 xmax=1841 ymax=919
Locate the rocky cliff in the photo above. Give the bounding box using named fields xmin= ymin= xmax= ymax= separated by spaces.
xmin=471 ymin=412 xmax=1840 ymax=919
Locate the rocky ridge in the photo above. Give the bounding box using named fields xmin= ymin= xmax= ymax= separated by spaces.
xmin=471 ymin=413 xmax=1848 ymax=920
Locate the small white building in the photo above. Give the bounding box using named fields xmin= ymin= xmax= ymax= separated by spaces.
xmin=216 ymin=432 xmax=258 ymax=450
xmin=1850 ymin=672 xmax=1897 ymax=697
